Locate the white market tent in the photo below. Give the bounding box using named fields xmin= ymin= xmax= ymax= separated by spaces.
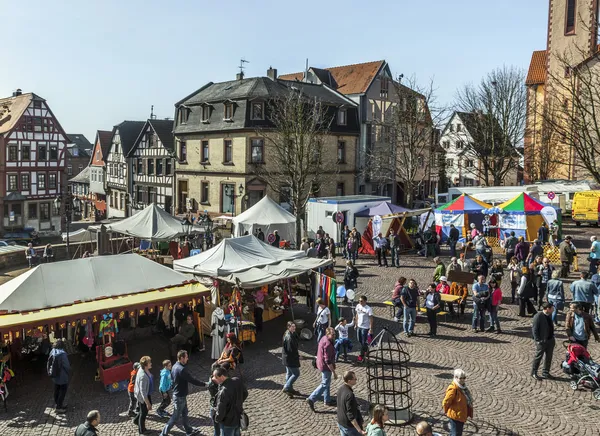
xmin=0 ymin=254 xmax=200 ymax=313
xmin=173 ymin=235 xmax=330 ymax=287
xmin=106 ymin=203 xmax=198 ymax=242
xmin=232 ymin=196 xmax=296 ymax=244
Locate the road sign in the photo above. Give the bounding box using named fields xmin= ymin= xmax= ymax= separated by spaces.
xmin=267 ymin=233 xmax=276 ymax=243
xmin=334 ymin=211 xmax=344 ymax=224
xmin=547 ymin=191 xmax=556 ymax=200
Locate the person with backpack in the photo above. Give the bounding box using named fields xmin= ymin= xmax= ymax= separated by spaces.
xmin=47 ymin=338 xmax=70 ymax=414
xmin=518 ymin=266 xmax=538 ymax=317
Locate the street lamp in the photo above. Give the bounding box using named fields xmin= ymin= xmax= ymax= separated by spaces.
xmin=54 ymin=190 xmax=80 ymax=259
xmin=197 ymin=210 xmax=213 ymax=250
xmin=224 ymin=183 xmax=245 ymax=217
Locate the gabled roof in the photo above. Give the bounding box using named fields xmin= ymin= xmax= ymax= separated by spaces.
xmin=67 ymin=133 xmax=92 ymax=150
xmin=96 ymin=129 xmax=113 ymax=157
xmin=68 ymin=166 xmax=90 ymax=184
xmin=112 ymin=120 xmax=145 ymax=155
xmin=128 ymin=119 xmax=175 ymax=157
xmin=279 ymin=60 xmax=385 ymax=95
xmin=525 ymin=50 xmax=547 ymax=86
xmin=0 ymin=93 xmax=43 ymax=134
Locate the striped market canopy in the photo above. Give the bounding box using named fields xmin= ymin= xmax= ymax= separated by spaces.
xmin=497 ymin=193 xmax=549 ymax=214
xmin=436 ymin=194 xmax=492 ymax=214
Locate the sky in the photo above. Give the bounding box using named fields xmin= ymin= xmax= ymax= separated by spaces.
xmin=1 ymin=0 xmax=549 ymax=142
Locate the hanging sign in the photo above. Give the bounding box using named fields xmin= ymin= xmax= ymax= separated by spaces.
xmin=334 ymin=211 xmax=344 ymax=224
xmin=372 ymin=215 xmax=383 ymax=237
xmin=547 ymin=191 xmax=556 ymax=201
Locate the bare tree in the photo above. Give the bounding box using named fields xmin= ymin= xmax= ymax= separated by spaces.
xmin=454 ymin=66 xmax=526 ymax=186
xmin=538 ymin=46 xmax=600 ymax=182
xmin=526 ymin=97 xmax=564 ymax=181
xmin=252 ymin=90 xmax=336 ymax=242
xmin=364 ymin=76 xmax=444 ymax=206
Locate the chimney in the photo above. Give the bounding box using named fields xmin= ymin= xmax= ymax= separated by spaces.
xmin=236 ymin=72 xmax=244 ymax=81
xmin=12 ymin=88 xmax=22 ymax=97
xmin=267 ymin=66 xmax=278 ymax=81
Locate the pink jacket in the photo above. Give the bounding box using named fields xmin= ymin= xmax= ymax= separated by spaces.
xmin=436 ymin=283 xmax=450 ymax=294
xmin=491 ymin=287 xmax=502 ymax=306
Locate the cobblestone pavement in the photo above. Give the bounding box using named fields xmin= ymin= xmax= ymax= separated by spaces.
xmin=1 ymin=224 xmax=599 ymax=435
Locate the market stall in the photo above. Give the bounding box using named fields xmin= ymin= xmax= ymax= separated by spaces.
xmin=232 ymin=196 xmax=297 ymax=245
xmin=173 ymin=235 xmax=331 ymax=339
xmin=495 ymin=193 xmax=562 ymax=241
xmin=0 ymin=254 xmax=209 ymax=393
xmin=434 ymin=194 xmax=492 ymax=241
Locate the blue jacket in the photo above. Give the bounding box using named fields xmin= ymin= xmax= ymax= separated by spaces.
xmin=546 ymin=279 xmax=565 ymax=302
xmin=159 ymin=368 xmax=172 ymax=393
xmin=570 ymin=279 xmax=599 ymax=304
xmin=49 ymin=348 xmax=70 ymax=385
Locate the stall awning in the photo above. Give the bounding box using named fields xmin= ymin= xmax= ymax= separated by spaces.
xmin=219 ymin=258 xmax=331 ymax=287
xmin=0 ymin=282 xmax=208 ymax=331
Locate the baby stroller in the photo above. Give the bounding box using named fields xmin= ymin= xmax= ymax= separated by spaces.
xmin=561 ymin=342 xmax=600 ymax=400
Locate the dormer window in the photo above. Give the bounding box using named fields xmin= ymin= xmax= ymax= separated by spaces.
xmin=178 ymin=107 xmax=189 ymax=125
xmin=337 ymin=108 xmax=347 ymax=126
xmin=251 ymin=102 xmax=264 ymax=120
xmin=224 ymin=102 xmax=234 ymax=121
xmin=201 ymin=105 xmax=211 ymax=123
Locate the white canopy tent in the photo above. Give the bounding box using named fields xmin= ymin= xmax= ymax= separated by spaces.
xmin=105 ymin=203 xmax=199 ymax=242
xmin=232 ymin=196 xmax=297 ymax=244
xmin=0 ymin=254 xmax=197 ymax=313
xmin=173 ymin=235 xmax=330 ymax=287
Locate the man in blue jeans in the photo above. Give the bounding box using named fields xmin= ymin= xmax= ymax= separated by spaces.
xmin=213 ymin=367 xmax=248 ymax=436
xmin=401 ymin=279 xmax=420 ymax=336
xmin=160 ymin=350 xmax=206 ymax=436
xmin=307 ymin=327 xmax=338 ymax=412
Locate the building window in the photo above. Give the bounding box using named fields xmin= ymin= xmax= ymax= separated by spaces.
xmin=337 ymin=109 xmax=347 ymax=126
xmin=148 ymin=132 xmax=156 ymax=148
xmin=38 ymin=173 xmax=46 ymax=189
xmin=179 ymin=141 xmax=187 ymax=162
xmin=156 ymin=159 xmax=163 ymax=176
xmin=22 ymin=145 xmax=30 ymax=160
xmin=224 ymin=103 xmax=234 ymax=120
xmin=456 ymin=124 xmax=462 ymax=132
xmin=50 ymin=145 xmax=58 ymax=160
xmin=380 ymin=78 xmax=389 ymax=98
xmin=8 ymin=145 xmax=17 ymax=161
xmin=221 ymin=183 xmax=234 ymax=213
xmin=202 ymin=105 xmax=211 ymax=122
xmin=28 ymin=203 xmax=37 ymax=219
xmin=165 ymin=159 xmax=172 ymax=175
xmin=178 ymin=107 xmax=189 ymax=125
xmin=120 ymin=193 xmax=125 ymax=210
xmin=201 ymin=140 xmax=210 ymax=163
xmin=449 ymin=124 xmax=454 ymax=133
xmin=21 ymin=173 xmax=30 ymax=190
xmin=40 ymin=203 xmax=50 ymax=221
xmin=136 ymin=185 xmax=143 ymax=203
xmin=251 ymin=102 xmax=264 ymax=120
xmin=442 ymin=141 xmax=450 ymax=149
xmin=147 ymin=159 xmax=154 ymax=175
xmin=224 ymin=140 xmax=233 ymax=163
xmin=49 ymin=173 xmax=57 ymax=189
xmin=250 ymin=138 xmax=264 ymax=163
xmin=201 ymin=181 xmax=210 ymax=204
xmin=8 ymin=175 xmax=17 ymax=191
xmin=465 ymin=159 xmax=474 ymax=168
xmin=336 ymin=182 xmax=345 ymax=197
xmin=33 ymin=100 xmax=42 ymax=109
xmin=148 ymin=187 xmax=156 ymax=204
xmin=78 ymin=164 xmax=83 ymax=172
xmin=137 ymin=158 xmax=143 ymax=174
xmin=43 ymin=118 xmax=54 ymax=133
xmin=337 ymin=141 xmax=346 ymax=163
xmin=33 ymin=117 xmax=42 ymax=132
xmin=67 ymin=165 xmax=72 ymax=176
xmin=566 ymin=0 xmax=576 ymax=34
xmin=38 ymin=145 xmax=47 ymax=161
xmin=417 ymin=155 xmax=424 ymax=168
xmin=456 ymin=141 xmax=464 ymax=149
xmin=446 ymin=158 xmax=454 ymax=167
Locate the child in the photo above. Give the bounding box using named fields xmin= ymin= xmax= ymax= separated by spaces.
xmin=491 ymin=259 xmax=504 ymax=287
xmin=156 ymin=359 xmax=173 ymax=418
xmin=334 ymin=316 xmax=355 ymax=362
xmin=127 ymin=362 xmax=140 ymax=417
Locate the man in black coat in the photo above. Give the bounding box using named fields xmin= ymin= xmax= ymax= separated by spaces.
xmin=448 ymin=224 xmax=460 ymax=258
xmin=282 ymin=321 xmax=300 ymax=397
xmin=531 ymin=302 xmax=556 ymax=380
xmin=75 ymin=410 xmax=100 ymax=436
xmin=337 ymin=371 xmax=364 ymax=435
xmin=213 ymin=367 xmax=249 ymax=435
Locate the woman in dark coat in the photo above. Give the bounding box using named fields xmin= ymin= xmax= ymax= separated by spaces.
xmin=282 ymin=321 xmax=300 ymax=397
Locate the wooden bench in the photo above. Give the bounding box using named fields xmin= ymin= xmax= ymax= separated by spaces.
xmin=418 ymin=307 xmax=449 ymax=321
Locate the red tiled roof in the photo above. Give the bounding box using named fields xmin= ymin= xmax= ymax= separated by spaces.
xmin=525 ymin=50 xmax=547 ymax=86
xmin=279 ymin=60 xmax=385 ymax=95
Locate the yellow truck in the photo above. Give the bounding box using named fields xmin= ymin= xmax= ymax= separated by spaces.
xmin=572 ymin=191 xmax=600 ymax=226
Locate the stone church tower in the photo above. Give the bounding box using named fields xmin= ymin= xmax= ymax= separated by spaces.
xmin=524 ymin=0 xmax=599 ymax=181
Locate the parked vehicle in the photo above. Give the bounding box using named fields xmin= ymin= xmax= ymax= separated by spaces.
xmin=2 ymin=228 xmax=41 ymax=246
xmin=571 ymin=191 xmax=600 ymax=226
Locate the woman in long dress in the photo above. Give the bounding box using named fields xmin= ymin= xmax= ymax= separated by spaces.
xmin=211 ymin=307 xmax=226 ymax=359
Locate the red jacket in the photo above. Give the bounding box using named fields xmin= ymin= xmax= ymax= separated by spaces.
xmin=128 ymin=369 xmax=136 ymax=393
xmin=316 ymin=335 xmax=335 ymax=372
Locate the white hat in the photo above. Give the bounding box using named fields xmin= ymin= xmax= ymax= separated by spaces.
xmin=440 ymin=276 xmax=447 ymax=282
xmin=470 ymin=223 xmax=476 ymax=228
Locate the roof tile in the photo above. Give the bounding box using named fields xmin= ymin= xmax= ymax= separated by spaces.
xmin=525 ymin=50 xmax=547 ymax=86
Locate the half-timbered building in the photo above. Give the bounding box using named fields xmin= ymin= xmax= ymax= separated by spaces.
xmin=0 ymin=90 xmax=68 ymax=233
xmin=128 ymin=119 xmax=175 ymax=214
xmin=105 ymin=121 xmax=144 ymax=218
xmin=88 ymin=130 xmax=112 ymax=220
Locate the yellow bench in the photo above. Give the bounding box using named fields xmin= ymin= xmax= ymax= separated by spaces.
xmin=383 ymin=300 xmax=395 ymax=318
xmin=418 ymin=307 xmax=449 ymax=321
